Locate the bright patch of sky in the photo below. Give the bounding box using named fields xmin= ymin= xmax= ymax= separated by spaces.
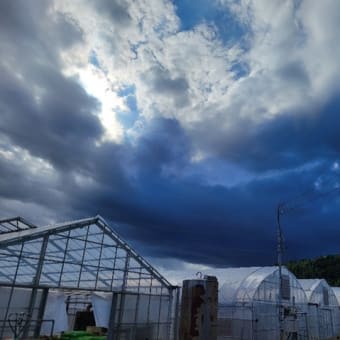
xmin=230 ymin=61 xmax=249 ymax=79
xmin=77 ymin=65 xmax=125 ymax=143
xmin=116 ymin=86 xmax=139 ymax=130
xmin=173 ymin=0 xmax=248 ymax=45
xmin=89 ymin=50 xmax=100 ymax=68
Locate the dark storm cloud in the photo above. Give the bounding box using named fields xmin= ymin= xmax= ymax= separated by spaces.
xmin=122 ymin=165 xmax=340 ymax=266
xmin=142 ymin=66 xmax=191 ymax=108
xmin=93 ymin=95 xmax=340 ymax=266
xmin=2 ymin=87 xmax=340 ymax=267
xmin=36 ymin=110 xmax=339 ymax=266
xmin=191 ymin=92 xmax=340 ymax=173
xmin=61 ymin=117 xmax=191 ymax=219
xmin=133 ymin=118 xmax=191 ymax=174
xmin=0 ymin=0 xmax=103 ymax=172
xmin=90 ymin=0 xmax=132 ymax=26
xmin=52 ymin=13 xmax=85 ymax=49
xmin=0 ymin=0 xmax=48 ymax=39
xmin=277 ymin=60 xmax=310 ymax=86
xmin=0 ymin=62 xmax=103 ymax=172
xmin=57 ymin=125 xmax=340 ymax=266
xmin=0 ymin=0 xmax=84 ymax=68
xmin=0 ymin=152 xmax=61 ymax=208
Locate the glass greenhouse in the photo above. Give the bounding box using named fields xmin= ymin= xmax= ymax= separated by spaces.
xmin=299 ymin=279 xmax=339 ymax=339
xmin=217 ymin=266 xmax=308 ymax=340
xmin=0 ymin=216 xmax=179 ymax=340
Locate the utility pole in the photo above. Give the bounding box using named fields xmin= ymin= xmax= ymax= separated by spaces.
xmin=275 ymin=166 xmax=340 ymax=339
xmin=277 ymin=203 xmax=284 ymax=339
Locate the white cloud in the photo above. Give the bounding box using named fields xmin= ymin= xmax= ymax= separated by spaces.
xmin=221 ymin=0 xmax=340 ymax=117
xmin=0 ymin=198 xmax=58 ymax=226
xmin=49 ymin=0 xmax=340 ymax=167
xmin=53 ymin=0 xmax=244 ymax=145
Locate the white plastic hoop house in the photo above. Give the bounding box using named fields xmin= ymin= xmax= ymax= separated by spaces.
xmin=217 ymin=266 xmax=308 ymax=340
xmin=299 ymin=279 xmax=339 ymax=339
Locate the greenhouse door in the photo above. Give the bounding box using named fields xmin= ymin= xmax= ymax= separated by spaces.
xmin=318 ymin=308 xmax=333 ymax=339
xmin=253 ymin=303 xmax=278 ymax=340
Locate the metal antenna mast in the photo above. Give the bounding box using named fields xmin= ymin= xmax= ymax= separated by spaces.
xmin=277 ymin=203 xmax=284 ymax=338
xmin=275 ymin=167 xmax=340 ymax=338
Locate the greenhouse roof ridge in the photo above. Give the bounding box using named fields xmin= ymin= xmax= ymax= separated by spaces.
xmin=299 ymin=278 xmax=323 ymax=292
xmin=219 ymin=266 xmax=308 ymax=304
xmin=0 ymin=215 xmax=174 ymax=289
xmin=0 ymin=215 xmax=99 ymax=243
xmin=331 ymin=287 xmax=340 ymax=305
xmin=0 ymin=216 xmax=37 ymax=235
xmin=299 ymin=278 xmax=339 ymax=306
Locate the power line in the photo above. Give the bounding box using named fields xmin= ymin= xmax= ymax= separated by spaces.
xmin=279 ymin=168 xmax=340 ymax=215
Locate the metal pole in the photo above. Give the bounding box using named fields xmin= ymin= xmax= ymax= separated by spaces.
xmin=173 ymin=286 xmax=180 ymax=340
xmin=22 ymin=235 xmax=49 ymax=338
xmin=156 ymin=289 xmax=163 ymax=339
xmin=0 ymin=242 xmax=25 ymax=340
xmin=33 ymin=287 xmax=49 ymax=337
xmin=277 ymin=204 xmax=284 ymax=339
xmin=166 ymin=287 xmax=174 ymax=340
xmin=115 ymin=253 xmax=130 ymax=338
xmin=107 ymin=293 xmax=118 ymax=340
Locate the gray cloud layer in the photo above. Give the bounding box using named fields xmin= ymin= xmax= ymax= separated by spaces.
xmin=1 ymin=0 xmax=340 ymax=268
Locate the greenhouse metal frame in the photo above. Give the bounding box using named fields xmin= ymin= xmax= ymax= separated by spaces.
xmin=0 ymin=216 xmax=179 ymax=340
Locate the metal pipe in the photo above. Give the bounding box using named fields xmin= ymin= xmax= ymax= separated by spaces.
xmin=107 ymin=293 xmax=118 ymax=340
xmin=115 ymin=253 xmax=130 ymax=338
xmin=173 ymin=286 xmax=180 ymax=340
xmin=33 ymin=287 xmax=49 ymax=337
xmin=22 ymin=235 xmax=49 ymax=338
xmin=277 ymin=204 xmax=284 ymax=339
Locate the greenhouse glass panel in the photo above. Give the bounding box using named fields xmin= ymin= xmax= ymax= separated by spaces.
xmin=0 ymin=216 xmax=178 ymax=340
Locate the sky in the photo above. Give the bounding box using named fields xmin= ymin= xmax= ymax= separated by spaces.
xmin=1 ymin=0 xmax=340 ymax=284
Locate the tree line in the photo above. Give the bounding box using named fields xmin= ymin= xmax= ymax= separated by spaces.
xmin=286 ymin=254 xmax=340 ymax=286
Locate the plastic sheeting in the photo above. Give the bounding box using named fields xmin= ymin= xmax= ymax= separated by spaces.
xmin=217 ymin=267 xmax=309 ymax=340
xmin=299 ymin=279 xmax=339 ymax=306
xmin=41 ymin=290 xmax=68 ymax=335
xmin=219 ymin=266 xmax=307 ymax=305
xmin=91 ymin=292 xmax=112 ymax=328
xmin=300 ymin=279 xmax=339 ymax=338
xmin=332 ymin=286 xmax=340 ymax=303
